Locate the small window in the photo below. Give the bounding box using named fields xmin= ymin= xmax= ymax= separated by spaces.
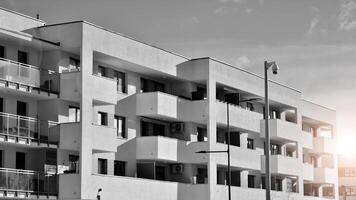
xmin=98 ymin=66 xmax=106 ymax=77
xmin=97 ymin=112 xmax=108 ymax=126
xmin=0 ymin=46 xmax=5 ymax=58
xmin=98 ymin=158 xmax=107 ymax=175
xmin=247 ymin=138 xmax=254 ymax=149
xmin=18 ymin=51 xmax=28 ymax=64
xmin=69 ymin=155 xmax=79 ymax=173
xmin=114 ymin=161 xmax=126 ymax=176
xmin=114 ymin=115 xmax=126 ymax=138
xmin=69 ymin=106 xmax=80 ymax=122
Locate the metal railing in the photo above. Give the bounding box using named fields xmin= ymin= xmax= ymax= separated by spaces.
xmin=0 ymin=58 xmax=60 ymax=94
xmin=0 ymin=112 xmax=59 ymax=145
xmin=0 ymin=168 xmax=58 ymax=196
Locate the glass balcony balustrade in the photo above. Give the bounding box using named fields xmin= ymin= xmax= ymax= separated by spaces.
xmin=0 ymin=112 xmax=59 ymax=145
xmin=0 ymin=58 xmax=60 ymax=94
xmin=0 ymin=168 xmax=57 ymax=196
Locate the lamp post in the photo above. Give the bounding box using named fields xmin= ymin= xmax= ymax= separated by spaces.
xmin=196 ymin=102 xmax=231 ymax=200
xmin=264 ymin=61 xmax=279 ymax=200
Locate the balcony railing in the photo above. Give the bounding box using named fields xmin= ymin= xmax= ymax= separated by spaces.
xmin=0 ymin=112 xmax=59 ymax=146
xmin=0 ymin=168 xmax=57 ymax=197
xmin=0 ymin=58 xmax=60 ymax=94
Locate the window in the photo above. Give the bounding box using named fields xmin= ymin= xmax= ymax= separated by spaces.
xmin=345 ymin=168 xmax=356 ymax=177
xmin=18 ymin=50 xmax=28 ymax=64
xmin=115 ymin=71 xmax=126 ymax=93
xmin=16 ymin=152 xmax=26 ymax=170
xmin=98 ymin=66 xmax=106 ymax=77
xmin=247 ymin=138 xmax=254 ymax=149
xmin=98 ymin=158 xmax=107 ymax=174
xmin=197 ymin=127 xmax=206 ymax=142
xmin=114 ymin=115 xmax=126 ymax=138
xmin=68 ymin=106 xmax=80 ymax=122
xmin=69 ymin=57 xmax=80 ymax=71
xmin=271 ymin=144 xmax=281 ymax=155
xmin=246 ymin=102 xmax=254 ymax=111
xmin=140 ymin=78 xmax=165 ymax=93
xmin=114 ymin=161 xmax=126 ymax=176
xmin=155 ymin=166 xmax=166 ymax=181
xmin=248 ymin=175 xmax=255 ymax=188
xmin=97 ymin=112 xmax=108 ymax=126
xmin=17 ymin=101 xmax=27 ymax=116
xmin=0 ymin=45 xmax=4 ymax=58
xmin=69 ymin=155 xmax=79 ymax=173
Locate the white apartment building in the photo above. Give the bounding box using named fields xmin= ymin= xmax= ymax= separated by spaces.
xmin=0 ymin=7 xmax=338 ymax=200
xmin=339 ymin=156 xmax=356 ymax=200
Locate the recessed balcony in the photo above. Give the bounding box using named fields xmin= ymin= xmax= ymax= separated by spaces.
xmin=261 ymin=155 xmax=301 ymax=176
xmin=312 ymin=136 xmax=335 ymax=155
xmin=136 ymin=92 xmax=207 ymax=122
xmin=0 ymin=168 xmax=58 ymax=198
xmin=136 ymin=136 xmax=207 ymax=163
xmin=260 ymin=119 xmax=300 ymax=142
xmin=0 ymin=112 xmax=59 ymax=147
xmin=313 ymin=167 xmax=337 ymax=184
xmin=215 ymin=101 xmax=263 ymax=133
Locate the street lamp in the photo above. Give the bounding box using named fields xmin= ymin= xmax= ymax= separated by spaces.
xmin=264 ymin=61 xmax=279 ymax=200
xmin=196 ymin=102 xmax=232 ymax=200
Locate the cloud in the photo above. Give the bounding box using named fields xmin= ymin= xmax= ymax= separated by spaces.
xmin=191 ymin=16 xmax=200 ymax=24
xmin=235 ymin=56 xmax=251 ymax=68
xmin=306 ymin=15 xmax=321 ymax=36
xmin=214 ymin=6 xmax=229 ymax=15
xmin=219 ymin=0 xmax=245 ymax=3
xmin=338 ymin=0 xmax=356 ymax=31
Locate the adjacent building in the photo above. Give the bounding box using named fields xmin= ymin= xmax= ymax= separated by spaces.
xmin=339 ymin=155 xmax=356 ymax=200
xmin=0 ymin=7 xmax=338 ymax=200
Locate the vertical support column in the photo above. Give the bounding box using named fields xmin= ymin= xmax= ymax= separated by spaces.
xmin=80 ymin=23 xmax=94 ymax=200
xmin=240 ymin=133 xmax=248 ymax=149
xmin=207 ymin=60 xmax=217 ymax=200
xmin=318 ymin=185 xmax=323 ymax=198
xmin=240 ymin=170 xmax=249 ymax=188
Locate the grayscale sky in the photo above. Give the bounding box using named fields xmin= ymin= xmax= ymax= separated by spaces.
xmin=1 ymin=0 xmax=355 ymax=143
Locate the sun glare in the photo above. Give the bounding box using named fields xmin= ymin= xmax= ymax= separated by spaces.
xmin=337 ymin=133 xmax=356 ymax=156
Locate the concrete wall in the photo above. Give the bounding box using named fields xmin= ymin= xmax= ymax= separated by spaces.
xmin=0 ymin=7 xmax=44 ymax=31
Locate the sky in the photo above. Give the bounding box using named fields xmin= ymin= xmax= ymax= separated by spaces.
xmin=1 ymin=0 xmax=356 ymax=153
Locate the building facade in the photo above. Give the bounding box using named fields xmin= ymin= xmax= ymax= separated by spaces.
xmin=339 ymin=156 xmax=356 ymax=200
xmin=0 ymin=7 xmax=338 ymax=200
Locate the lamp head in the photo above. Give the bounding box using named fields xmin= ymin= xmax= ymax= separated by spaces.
xmin=272 ymin=63 xmax=279 ymax=75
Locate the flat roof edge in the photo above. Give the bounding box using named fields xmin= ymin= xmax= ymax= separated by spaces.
xmin=191 ymin=57 xmax=302 ymax=93
xmin=302 ymin=99 xmax=336 ymax=112
xmin=40 ymin=20 xmax=190 ymax=60
xmin=0 ymin=6 xmax=45 ymax=24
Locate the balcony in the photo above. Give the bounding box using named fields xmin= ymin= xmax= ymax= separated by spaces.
xmin=60 ymin=73 xmax=117 ymax=104
xmin=261 ymin=155 xmax=301 ymax=176
xmin=0 ymin=58 xmax=59 ymax=97
xmin=136 ymin=136 xmax=207 ymax=163
xmin=0 ymin=168 xmax=57 ymax=198
xmin=260 ymin=119 xmax=300 ymax=142
xmin=136 ymin=92 xmax=207 ymax=122
xmin=314 ymin=167 xmax=337 ymax=184
xmin=0 ymin=112 xmax=59 ymax=147
xmin=215 ymin=101 xmax=263 ymax=133
xmin=312 ymin=137 xmax=335 ymax=155
xmin=91 ymin=124 xmax=117 ymax=152
xmin=301 ymin=131 xmax=313 ymax=149
xmin=58 ymin=122 xmax=80 ymax=151
xmin=303 ymin=163 xmax=314 ymax=181
xmin=214 ymin=143 xmax=262 ymax=170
